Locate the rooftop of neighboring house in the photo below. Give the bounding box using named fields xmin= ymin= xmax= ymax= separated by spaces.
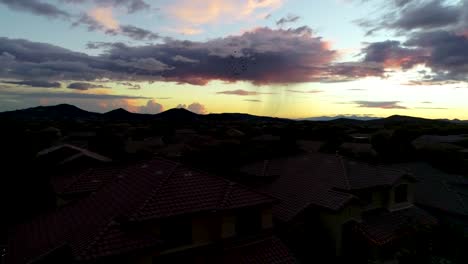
xmin=392 ymin=162 xmax=468 ymax=217
xmin=412 ymin=134 xmax=468 ymax=150
xmin=7 ymin=158 xmax=276 ymax=264
xmin=217 ymin=236 xmax=296 ymax=264
xmin=36 ymin=144 xmax=112 ymax=165
xmin=241 ymin=153 xmax=412 ymax=222
xmin=339 ymin=142 xmax=377 ymax=155
xmin=353 ymin=206 xmax=437 ymax=247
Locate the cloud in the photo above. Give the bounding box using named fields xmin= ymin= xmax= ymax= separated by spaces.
xmin=67 ymin=82 xmax=108 ymax=90
xmin=166 ymin=0 xmax=284 ymax=26
xmin=177 ymin=102 xmax=208 ymax=114
xmin=0 ymin=0 xmax=158 ymax=41
xmin=0 ymin=0 xmax=69 ymax=18
xmin=217 ymin=89 xmax=275 ymax=96
xmin=416 ymin=107 xmax=448 ymax=110
xmin=0 ymin=89 xmax=151 ymax=100
xmin=404 ymin=30 xmax=468 ymax=82
xmin=138 ymin=99 xmax=164 ymax=114
xmin=2 ymin=80 xmax=61 ymax=88
xmin=0 ymin=26 xmax=352 ymax=85
xmin=120 ymin=82 xmax=141 ymax=90
xmin=172 ymin=55 xmax=199 ymax=64
xmin=276 ymin=14 xmax=300 ymax=27
xmin=348 ymin=88 xmax=366 ymax=91
xmin=361 ymin=40 xmax=427 ymax=69
xmin=76 ymin=14 xmax=160 ymax=41
xmin=357 ymin=0 xmax=465 ymax=35
xmin=354 ymin=101 xmax=408 ymax=109
xmin=354 ymin=0 xmax=468 ymax=84
xmin=88 ymin=7 xmax=119 ymax=30
xmin=244 ymin=99 xmax=262 ymax=102
xmin=62 ymin=0 xmax=150 ymax=13
xmin=392 ymin=0 xmax=462 ymax=31
xmin=286 ymin=89 xmax=323 ymax=94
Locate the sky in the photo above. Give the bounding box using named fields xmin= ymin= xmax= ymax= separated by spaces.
xmin=0 ymin=0 xmax=468 ymax=119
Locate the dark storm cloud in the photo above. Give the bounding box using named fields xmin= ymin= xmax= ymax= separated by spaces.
xmin=357 ymin=0 xmax=465 ymax=35
xmin=67 ymin=82 xmax=108 ymax=90
xmin=325 ymin=62 xmax=386 ymax=81
xmin=0 ymin=89 xmax=151 ymax=100
xmin=61 ymin=0 xmax=150 ymax=13
xmin=393 ymin=0 xmax=462 ymax=30
xmin=362 ymin=40 xmax=427 ymax=69
xmin=0 ymin=0 xmax=70 ymax=18
xmin=1 ymin=80 xmax=61 ymax=88
xmin=276 ymin=14 xmax=300 ymax=27
xmin=355 ymin=0 xmax=468 ymax=84
xmin=0 ymin=37 xmax=172 ymax=81
xmin=0 ymin=27 xmax=370 ymax=85
xmin=405 ymin=30 xmax=468 ymax=82
xmin=354 ymin=101 xmax=408 ymax=109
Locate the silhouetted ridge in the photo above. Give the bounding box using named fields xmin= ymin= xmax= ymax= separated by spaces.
xmin=155 ymin=108 xmax=199 ymax=121
xmin=0 ymin=104 xmax=98 ymax=120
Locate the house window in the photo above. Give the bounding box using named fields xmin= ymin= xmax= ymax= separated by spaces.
xmin=360 ymin=191 xmax=373 ymax=205
xmin=394 ymin=184 xmax=408 ymax=204
xmin=236 ymin=209 xmax=262 ymax=236
xmin=160 ymin=217 xmax=192 ymax=247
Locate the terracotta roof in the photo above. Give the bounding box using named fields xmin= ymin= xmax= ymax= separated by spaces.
xmin=129 ymin=166 xmax=274 ymax=221
xmin=52 ymin=166 xmax=125 ymax=195
xmin=243 ymin=154 xmax=409 ymax=222
xmin=7 ymin=158 xmax=274 ymax=264
xmin=354 ymin=206 xmax=438 ymax=246
xmin=223 ymin=236 xmax=296 ymax=264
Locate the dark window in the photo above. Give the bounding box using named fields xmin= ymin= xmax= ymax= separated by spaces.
xmin=160 ymin=217 xmax=192 ymax=247
xmin=236 ymin=209 xmax=262 ymax=236
xmin=394 ymin=184 xmax=408 ymax=204
xmin=360 ymin=191 xmax=373 ymax=205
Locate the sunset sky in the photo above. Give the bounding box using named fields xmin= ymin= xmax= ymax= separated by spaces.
xmin=1 ymin=0 xmax=468 ymax=119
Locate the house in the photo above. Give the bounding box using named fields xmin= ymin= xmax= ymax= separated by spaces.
xmin=241 ymin=153 xmax=437 ymax=261
xmin=6 ymin=158 xmax=296 ymax=264
xmin=36 ymin=144 xmax=112 ymax=170
xmin=338 ymin=142 xmax=377 ymax=160
xmin=393 ymin=162 xmax=468 ymax=235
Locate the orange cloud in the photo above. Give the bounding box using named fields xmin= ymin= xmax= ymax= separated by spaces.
xmin=167 ymin=0 xmax=284 ymax=25
xmin=88 ymin=7 xmax=119 ymax=30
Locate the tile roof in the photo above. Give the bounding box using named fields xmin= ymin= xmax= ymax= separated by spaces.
xmin=354 ymin=206 xmax=438 ymax=246
xmin=222 ymin=236 xmax=296 ymax=264
xmin=37 ymin=144 xmax=112 ymax=163
xmin=51 ymin=166 xmax=125 ymax=195
xmin=392 ymin=162 xmax=468 ymax=217
xmin=242 ymin=153 xmax=409 ymax=222
xmin=7 ymin=158 xmax=274 ymax=264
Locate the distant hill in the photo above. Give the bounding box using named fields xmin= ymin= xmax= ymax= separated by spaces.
xmin=366 ymin=115 xmax=451 ymax=126
xmin=0 ymin=105 xmax=466 ymax=126
xmin=154 ymin=108 xmax=200 ymax=122
xmin=0 ymin=104 xmax=99 ymax=120
xmin=300 ymin=115 xmax=382 ymax=122
xmin=206 ymin=113 xmax=290 ymax=123
xmin=103 ymin=108 xmax=152 ymax=120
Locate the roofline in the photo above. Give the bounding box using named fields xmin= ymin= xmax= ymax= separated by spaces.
xmin=128 ymin=202 xmax=275 ymax=223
